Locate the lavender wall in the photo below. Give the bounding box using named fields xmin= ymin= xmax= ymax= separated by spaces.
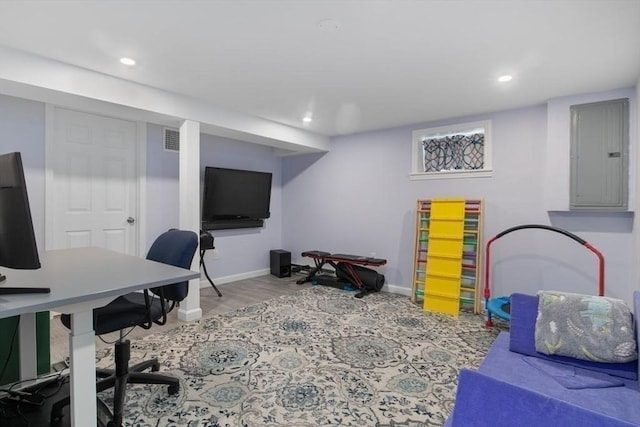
xmin=1 ymin=90 xmax=637 ymax=304
xmin=282 ymin=97 xmax=637 ymax=305
xmin=145 ymin=124 xmax=180 ymax=251
xmin=199 ymin=132 xmax=283 ymax=281
xmin=146 ymin=123 xmax=283 ymax=282
xmin=0 ymin=100 xmax=284 ymax=283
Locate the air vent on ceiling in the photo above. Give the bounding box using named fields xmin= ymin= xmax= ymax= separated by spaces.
xmin=164 ymin=128 xmax=179 ymax=152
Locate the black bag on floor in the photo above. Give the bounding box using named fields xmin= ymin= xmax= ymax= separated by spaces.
xmin=335 ymin=262 xmax=385 ymax=292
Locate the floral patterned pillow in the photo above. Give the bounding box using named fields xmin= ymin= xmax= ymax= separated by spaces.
xmin=535 ymin=291 xmax=637 ymax=363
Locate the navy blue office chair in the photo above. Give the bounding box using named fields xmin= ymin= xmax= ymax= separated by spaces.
xmin=51 ymin=229 xmax=198 ymax=427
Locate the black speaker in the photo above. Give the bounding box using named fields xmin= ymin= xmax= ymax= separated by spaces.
xmin=270 ymin=249 xmax=291 ymax=278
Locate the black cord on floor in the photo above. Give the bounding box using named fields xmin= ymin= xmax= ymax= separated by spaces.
xmin=291 ymin=264 xmax=311 ymax=274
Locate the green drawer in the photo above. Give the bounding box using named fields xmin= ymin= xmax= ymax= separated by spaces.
xmin=0 ymin=312 xmax=51 ymax=386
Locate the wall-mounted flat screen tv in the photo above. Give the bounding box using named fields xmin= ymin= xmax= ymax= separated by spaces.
xmin=202 ymin=167 xmax=272 ymax=229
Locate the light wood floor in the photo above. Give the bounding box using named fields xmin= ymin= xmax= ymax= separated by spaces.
xmin=49 ymin=273 xmax=312 ymax=365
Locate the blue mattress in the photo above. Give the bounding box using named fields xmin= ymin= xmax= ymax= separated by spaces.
xmin=446 ymin=333 xmax=640 ymax=426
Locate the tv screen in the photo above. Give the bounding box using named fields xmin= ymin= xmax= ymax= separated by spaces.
xmin=202 ymin=167 xmax=272 ymax=223
xmin=0 ymin=152 xmax=41 ymax=282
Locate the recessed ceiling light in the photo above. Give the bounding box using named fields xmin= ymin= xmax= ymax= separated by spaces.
xmin=498 ymin=74 xmax=513 ymax=83
xmin=120 ymin=57 xmax=136 ymax=66
xmin=303 ymin=116 xmax=313 ymax=123
xmin=318 ymin=19 xmax=341 ymax=32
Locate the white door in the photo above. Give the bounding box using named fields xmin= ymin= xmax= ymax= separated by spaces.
xmin=50 ymin=108 xmax=138 ymax=255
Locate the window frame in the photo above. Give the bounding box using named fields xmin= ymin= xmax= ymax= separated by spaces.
xmin=410 ymin=119 xmax=493 ymax=180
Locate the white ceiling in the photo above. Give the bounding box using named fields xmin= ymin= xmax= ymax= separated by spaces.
xmin=0 ymin=0 xmax=639 ymax=137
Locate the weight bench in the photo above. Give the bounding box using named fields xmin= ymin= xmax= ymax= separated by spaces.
xmin=296 ymin=250 xmax=387 ymax=298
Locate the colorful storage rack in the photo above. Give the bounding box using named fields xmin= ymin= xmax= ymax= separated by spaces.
xmin=411 ymin=198 xmax=483 ymax=316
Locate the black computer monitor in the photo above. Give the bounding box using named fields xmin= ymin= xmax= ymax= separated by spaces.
xmin=0 ymin=152 xmax=47 ymax=293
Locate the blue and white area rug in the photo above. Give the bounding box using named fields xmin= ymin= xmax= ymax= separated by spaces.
xmin=96 ymin=287 xmax=501 ymax=426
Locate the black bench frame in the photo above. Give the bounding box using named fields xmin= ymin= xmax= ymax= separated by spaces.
xmin=296 ymin=250 xmax=387 ymax=298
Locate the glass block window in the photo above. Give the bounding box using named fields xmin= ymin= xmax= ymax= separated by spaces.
xmin=411 ymin=120 xmax=493 ymax=180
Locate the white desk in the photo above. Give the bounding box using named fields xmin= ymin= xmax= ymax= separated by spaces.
xmin=0 ymin=247 xmax=200 ymax=427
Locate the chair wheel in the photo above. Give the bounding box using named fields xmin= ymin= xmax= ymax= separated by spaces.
xmin=168 ymin=384 xmax=180 ymax=395
xmin=151 ymin=362 xmax=160 ymax=372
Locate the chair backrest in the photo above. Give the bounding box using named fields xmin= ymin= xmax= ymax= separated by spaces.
xmin=146 ymin=229 xmax=198 ymax=302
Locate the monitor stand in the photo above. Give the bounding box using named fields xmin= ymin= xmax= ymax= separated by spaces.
xmin=0 ymin=272 xmax=50 ymax=294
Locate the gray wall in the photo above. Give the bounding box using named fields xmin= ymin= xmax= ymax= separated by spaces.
xmin=282 ymin=91 xmax=637 ymax=305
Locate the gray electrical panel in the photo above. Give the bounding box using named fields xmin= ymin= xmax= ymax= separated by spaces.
xmin=570 ymin=98 xmax=629 ymax=211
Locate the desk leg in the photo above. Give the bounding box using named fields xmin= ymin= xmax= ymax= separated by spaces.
xmin=18 ymin=313 xmax=37 ymax=381
xmin=69 ymin=310 xmax=97 ymax=427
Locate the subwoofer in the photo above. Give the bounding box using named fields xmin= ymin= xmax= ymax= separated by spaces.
xmin=270 ymin=249 xmax=291 ymax=278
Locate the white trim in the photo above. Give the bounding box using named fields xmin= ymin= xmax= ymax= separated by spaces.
xmin=44 ymin=104 xmax=55 ymax=250
xmin=198 ymin=269 xmax=271 ymax=288
xmin=383 ymin=284 xmax=412 ymax=296
xmin=199 ymin=274 xmax=413 ymax=299
xmin=177 ymin=120 xmax=202 ymax=322
xmin=136 ymin=121 xmax=147 ymax=257
xmin=409 ymin=169 xmax=493 ymax=180
xmin=0 ymin=46 xmax=329 ymax=154
xmin=45 ymin=105 xmax=59 ymax=317
xmin=176 ymin=307 xmax=202 ymax=322
xmin=421 ymin=127 xmax=485 ymax=140
xmin=413 ymin=120 xmax=490 ymax=140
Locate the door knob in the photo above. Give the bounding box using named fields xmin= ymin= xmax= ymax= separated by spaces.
xmin=127 ymin=217 xmax=135 ymax=224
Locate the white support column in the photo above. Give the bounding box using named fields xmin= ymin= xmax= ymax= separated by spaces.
xmin=178 ymin=119 xmax=202 ymax=322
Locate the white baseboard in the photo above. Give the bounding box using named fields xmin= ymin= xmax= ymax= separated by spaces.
xmin=177 ymin=307 xmax=203 ymax=321
xmin=383 ymin=283 xmax=412 ymax=296
xmin=199 ymin=268 xmax=270 ymax=288
xmin=199 ymin=272 xmax=413 ymax=299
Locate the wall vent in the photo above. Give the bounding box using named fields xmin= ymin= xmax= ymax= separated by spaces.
xmin=164 ymin=128 xmax=180 ymax=152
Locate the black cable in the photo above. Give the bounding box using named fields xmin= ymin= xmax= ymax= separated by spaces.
xmin=37 ymin=373 xmax=68 ymax=399
xmin=97 ymin=293 xmax=167 ymax=345
xmin=97 ymin=326 xmax=136 ymax=345
xmin=2 ymin=369 xmax=64 ymax=393
xmin=0 ymin=318 xmax=20 ymax=385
